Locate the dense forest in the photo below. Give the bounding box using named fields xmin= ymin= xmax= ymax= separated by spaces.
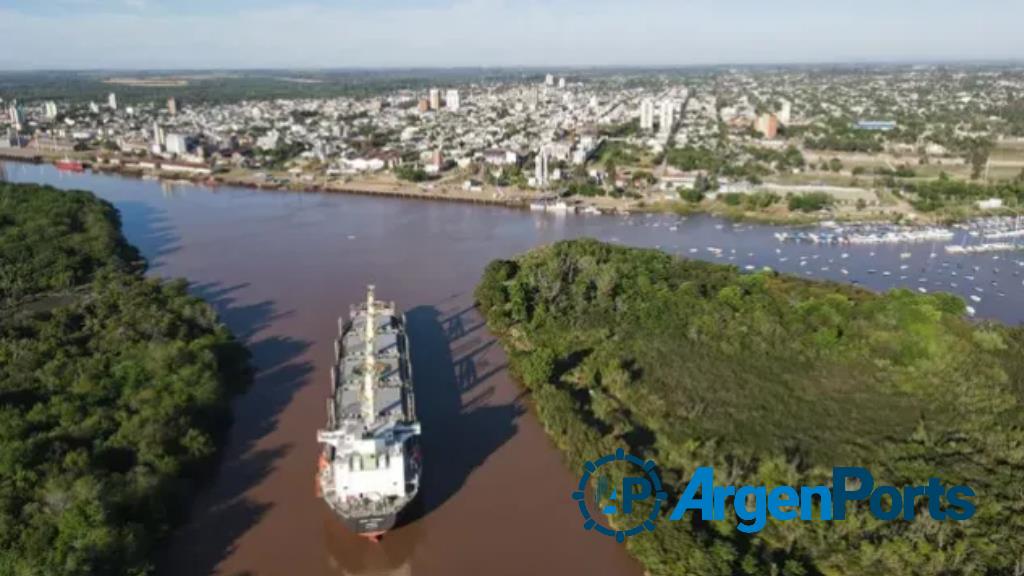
xmin=0 ymin=183 xmax=251 ymax=575
xmin=476 ymin=239 xmax=1024 ymax=576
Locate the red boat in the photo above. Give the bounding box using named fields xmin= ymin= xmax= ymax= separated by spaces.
xmin=54 ymin=158 xmax=85 ymax=172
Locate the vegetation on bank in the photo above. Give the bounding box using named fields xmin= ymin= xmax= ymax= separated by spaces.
xmin=476 ymin=239 xmax=1024 ymax=576
xmin=906 ymin=172 xmax=1024 ymax=212
xmin=0 ymin=183 xmax=252 ymax=575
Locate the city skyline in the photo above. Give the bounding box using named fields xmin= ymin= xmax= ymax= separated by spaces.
xmin=1 ymin=0 xmax=1023 ymax=70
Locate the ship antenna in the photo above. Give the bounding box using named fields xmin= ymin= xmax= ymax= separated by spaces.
xmin=362 ymin=285 xmax=377 ymax=426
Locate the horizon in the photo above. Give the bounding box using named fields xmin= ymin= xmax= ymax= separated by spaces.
xmin=4 ymin=59 xmax=1024 ymax=75
xmin=2 ymin=0 xmax=1022 ymax=70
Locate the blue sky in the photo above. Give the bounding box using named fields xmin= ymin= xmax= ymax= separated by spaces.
xmin=1 ymin=0 xmax=1022 ymax=70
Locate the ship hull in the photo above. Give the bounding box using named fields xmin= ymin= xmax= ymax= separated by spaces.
xmin=55 ymin=161 xmax=84 ymax=172
xmin=318 ymin=288 xmax=421 ymax=541
xmin=339 ymin=512 xmax=398 ymax=537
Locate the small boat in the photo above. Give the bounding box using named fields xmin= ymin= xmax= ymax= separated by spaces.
xmin=55 ymin=157 xmax=85 ymax=172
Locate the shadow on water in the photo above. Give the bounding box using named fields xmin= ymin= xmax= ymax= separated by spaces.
xmin=157 ymin=281 xmax=314 ymax=576
xmin=114 ymin=201 xmax=182 ymax=269
xmin=191 ymin=282 xmax=296 ymax=341
xmin=402 ymin=305 xmax=524 ymax=523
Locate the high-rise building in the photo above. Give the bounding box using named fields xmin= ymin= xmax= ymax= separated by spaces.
xmin=7 ymin=103 xmax=23 ymax=130
xmin=659 ymin=100 xmax=675 ymax=134
xmin=558 ymin=77 xmax=566 ymax=89
xmin=167 ymin=97 xmax=178 ymax=116
xmin=165 ymin=133 xmax=188 ymax=155
xmin=89 ymin=101 xmax=100 ymax=114
xmin=429 ymin=89 xmax=441 ymax=110
xmin=445 ymin=89 xmax=460 ymax=112
xmin=778 ymin=100 xmax=792 ymax=125
xmin=43 ymin=101 xmax=58 ymax=120
xmin=107 ymin=92 xmax=118 ymax=110
xmin=534 ymin=146 xmax=549 ymax=188
xmin=545 ymin=74 xmax=554 ymax=87
xmin=152 ymin=122 xmax=166 ymax=147
xmin=417 ymin=98 xmax=430 ymax=113
xmin=755 ymin=113 xmax=779 ymax=139
xmin=640 ymin=99 xmax=655 ymax=132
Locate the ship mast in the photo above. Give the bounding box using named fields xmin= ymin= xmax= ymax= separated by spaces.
xmin=362 ymin=285 xmax=377 ymax=426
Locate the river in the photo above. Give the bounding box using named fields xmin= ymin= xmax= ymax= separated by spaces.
xmin=5 ymin=161 xmax=1024 ymax=576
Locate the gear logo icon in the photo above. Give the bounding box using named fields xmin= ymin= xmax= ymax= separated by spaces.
xmin=572 ymin=448 xmax=666 ymax=542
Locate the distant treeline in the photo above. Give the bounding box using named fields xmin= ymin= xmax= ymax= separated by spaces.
xmin=0 ymin=183 xmax=252 ymax=575
xmin=0 ymin=69 xmax=532 ymax=104
xmin=476 ymin=239 xmax=1024 ymax=576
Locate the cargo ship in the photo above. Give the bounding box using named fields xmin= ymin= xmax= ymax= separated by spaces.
xmin=317 ymin=286 xmax=421 ymax=540
xmin=54 ymin=157 xmax=85 ymax=172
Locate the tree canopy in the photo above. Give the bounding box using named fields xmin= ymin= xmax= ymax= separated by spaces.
xmin=476 ymin=239 xmax=1024 ymax=576
xmin=0 ymin=183 xmax=252 ymax=575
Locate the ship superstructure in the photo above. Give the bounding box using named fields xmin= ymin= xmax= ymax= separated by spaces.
xmin=317 ymin=286 xmax=421 ymax=539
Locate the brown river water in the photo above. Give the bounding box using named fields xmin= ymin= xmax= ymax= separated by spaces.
xmin=6 ymin=161 xmax=1024 ymax=576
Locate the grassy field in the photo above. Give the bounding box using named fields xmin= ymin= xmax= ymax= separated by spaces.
xmin=594 ymin=140 xmax=657 ymax=169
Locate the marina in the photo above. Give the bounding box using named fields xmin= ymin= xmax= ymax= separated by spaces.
xmin=774 ymin=225 xmax=955 ymax=245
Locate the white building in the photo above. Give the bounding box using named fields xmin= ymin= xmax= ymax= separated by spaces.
xmin=659 ymin=100 xmax=675 ymax=134
xmin=107 ymin=92 xmax=118 ymax=111
xmin=545 ymin=74 xmax=555 ymax=86
xmin=152 ymin=122 xmax=166 ymax=147
xmin=256 ymin=130 xmax=280 ymax=151
xmin=778 ymin=100 xmax=792 ymax=125
xmin=7 ymin=104 xmax=23 ymax=130
xmin=446 ymin=89 xmax=460 ymax=112
xmin=43 ymin=101 xmax=58 ymax=120
xmin=165 ymin=133 xmax=188 ymax=155
xmin=640 ymin=99 xmax=655 ymax=132
xmin=167 ymin=97 xmax=178 ymax=116
xmin=534 ymin=146 xmax=549 ymax=188
xmin=558 ymin=77 xmax=566 ymax=89
xmin=429 ymin=88 xmax=441 ymax=110
xmin=481 ymin=149 xmax=518 ymax=166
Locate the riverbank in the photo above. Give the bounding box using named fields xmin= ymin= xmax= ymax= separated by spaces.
xmin=0 ymin=181 xmax=253 ymax=575
xmin=475 ymin=239 xmax=1024 ymax=576
xmin=3 ymin=148 xmax=1013 ymax=225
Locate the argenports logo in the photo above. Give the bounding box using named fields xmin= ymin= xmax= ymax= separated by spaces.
xmin=575 ymin=452 xmax=977 ymax=540
xmin=572 ymin=448 xmax=666 ymax=542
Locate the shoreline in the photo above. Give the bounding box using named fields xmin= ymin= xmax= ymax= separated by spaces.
xmin=3 ymin=151 xmax=1005 ymax=226
xmin=1 ymin=151 xmax=533 ymax=209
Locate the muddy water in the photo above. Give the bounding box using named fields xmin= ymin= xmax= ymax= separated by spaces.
xmin=5 ymin=164 xmax=644 ymax=576
xmin=7 ymin=162 xmax=1024 ymax=576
